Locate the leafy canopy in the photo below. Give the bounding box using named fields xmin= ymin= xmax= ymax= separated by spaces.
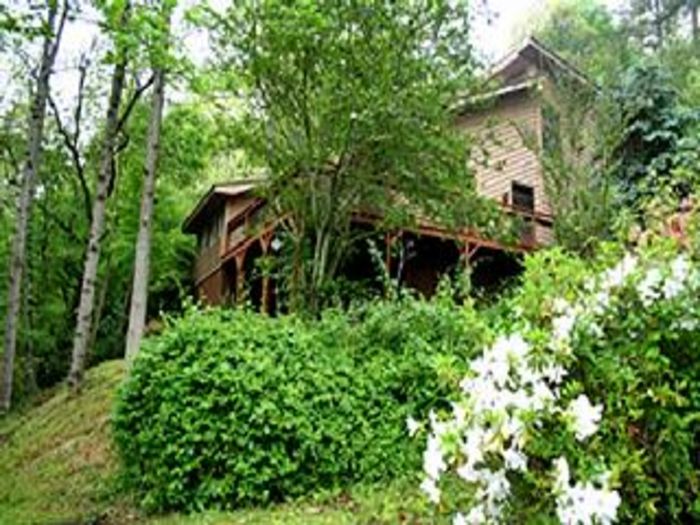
xmin=206 ymin=0 xmax=500 ymax=310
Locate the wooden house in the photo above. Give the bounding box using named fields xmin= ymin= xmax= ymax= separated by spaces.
xmin=183 ymin=38 xmax=590 ymax=308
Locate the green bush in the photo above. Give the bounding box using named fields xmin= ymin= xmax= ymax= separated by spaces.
xmin=113 ymin=295 xmax=489 ymax=512
xmin=508 ymin=241 xmax=700 ymax=522
xmin=414 ymin=240 xmax=700 ymax=523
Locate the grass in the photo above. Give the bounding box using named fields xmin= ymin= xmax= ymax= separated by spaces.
xmin=0 ymin=360 xmax=436 ymax=525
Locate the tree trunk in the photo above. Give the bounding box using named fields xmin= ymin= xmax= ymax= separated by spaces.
xmin=67 ymin=59 xmax=127 ymax=390
xmin=692 ymin=1 xmax=699 ymax=44
xmin=88 ymin=263 xmax=112 ymax=356
xmin=1 ymin=2 xmax=67 ymax=412
xmin=125 ymin=67 xmax=166 ymax=361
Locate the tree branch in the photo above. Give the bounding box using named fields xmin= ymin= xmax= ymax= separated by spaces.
xmin=116 ymin=73 xmax=155 ymax=133
xmin=47 ymin=86 xmax=92 ymax=221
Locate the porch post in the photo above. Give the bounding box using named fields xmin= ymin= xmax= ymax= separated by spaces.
xmin=259 ymin=234 xmax=273 ymax=314
xmin=234 ymin=250 xmax=246 ymax=306
xmin=384 ymin=232 xmax=393 ymax=278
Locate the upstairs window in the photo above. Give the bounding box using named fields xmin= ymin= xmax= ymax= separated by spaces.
xmin=512 ymin=182 xmax=535 ymax=213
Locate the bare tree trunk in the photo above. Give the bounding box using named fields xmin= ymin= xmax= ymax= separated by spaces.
xmin=88 ymin=263 xmax=112 ymax=356
xmin=125 ymin=67 xmax=166 ymax=361
xmin=67 ymin=58 xmax=127 ymax=390
xmin=1 ymin=2 xmax=67 ymax=412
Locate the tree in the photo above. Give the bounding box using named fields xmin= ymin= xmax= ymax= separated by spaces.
xmin=625 ymin=0 xmax=699 ymax=48
xmin=125 ymin=1 xmax=173 ymax=360
xmin=2 ymin=0 xmax=68 ymax=412
xmin=611 ymin=60 xmax=698 ymax=210
xmin=68 ymin=1 xmax=135 ymax=389
xmin=525 ymin=0 xmax=635 ymax=84
xmin=208 ymin=0 xmax=499 ymax=312
xmin=532 ymin=77 xmax=620 ymax=255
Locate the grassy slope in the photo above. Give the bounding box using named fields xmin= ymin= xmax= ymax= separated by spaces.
xmin=0 ymin=361 xmax=433 ymax=525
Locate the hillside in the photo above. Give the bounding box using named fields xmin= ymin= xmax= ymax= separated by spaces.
xmin=0 ymin=361 xmax=427 ymax=525
xmin=0 ymin=361 xmax=135 ymax=524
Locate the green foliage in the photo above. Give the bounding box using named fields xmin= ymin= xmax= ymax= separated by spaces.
xmin=533 ymin=78 xmax=619 ymax=255
xmin=205 ymin=0 xmax=502 ymax=312
xmin=0 ymin=100 xmax=225 ymax=396
xmin=502 ymin=238 xmax=700 ymax=522
xmin=612 ymin=60 xmax=700 ymax=209
xmin=113 ymin=297 xmax=491 ymax=512
xmin=529 ymin=0 xmax=636 ymax=84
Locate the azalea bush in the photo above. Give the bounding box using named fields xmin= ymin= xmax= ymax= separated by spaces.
xmin=415 ymin=240 xmax=700 ymax=523
xmin=113 ymin=294 xmax=489 ymax=512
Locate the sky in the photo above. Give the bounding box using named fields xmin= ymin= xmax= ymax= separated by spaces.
xmin=472 ymin=0 xmax=626 ymax=61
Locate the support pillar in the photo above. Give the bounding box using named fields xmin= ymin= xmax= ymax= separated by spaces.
xmin=259 ymin=233 xmax=273 ymax=314
xmin=234 ymin=250 xmax=246 ymax=306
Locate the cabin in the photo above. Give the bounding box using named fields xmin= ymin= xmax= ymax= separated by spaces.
xmin=182 ymin=38 xmax=590 ymax=309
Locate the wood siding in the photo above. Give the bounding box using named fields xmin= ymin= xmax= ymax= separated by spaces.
xmin=457 ymin=89 xmax=553 ymax=244
xmin=197 ymin=268 xmax=223 ymax=305
xmin=458 ymin=90 xmax=551 ymax=214
xmin=194 ymin=243 xmax=220 ymax=286
xmin=191 ymin=195 xmax=260 ymax=286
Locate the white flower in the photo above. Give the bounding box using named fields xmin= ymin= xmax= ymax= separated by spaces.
xmin=638 ymin=267 xmax=662 ymax=306
xmin=471 ymin=353 xmax=509 ymax=388
xmin=503 ymin=446 xmax=528 ymax=472
xmin=590 ymin=290 xmax=610 ymax=316
xmin=270 ymin=237 xmax=283 ymax=252
xmin=502 ymin=415 xmax=526 ymax=446
xmin=461 ymin=428 xmax=485 ymax=464
xmin=662 ymin=275 xmax=684 ymax=300
xmin=457 ymin=461 xmax=480 ymax=483
xmin=671 ymin=255 xmax=690 ymax=282
xmin=504 ymin=333 xmax=530 ymax=361
xmin=553 ymin=456 xmax=570 ymax=492
xmin=541 ymin=363 xmax=567 ymax=385
xmin=555 ymin=477 xmax=621 ymax=525
xmin=406 ymin=416 xmax=420 ymax=437
xmin=602 ymin=253 xmax=637 ymax=289
xmin=531 ymin=380 xmax=556 ymax=410
xmin=453 ymin=512 xmax=467 ymax=525
xmin=553 ymin=312 xmax=576 ymax=343
xmin=678 ymin=318 xmax=698 ymax=331
xmin=452 ymin=402 xmax=466 ymax=427
xmin=479 ymin=469 xmax=510 ymax=507
xmin=420 ymin=477 xmax=440 ymax=504
xmin=592 ymin=486 xmax=621 ymax=524
xmin=423 ymin=434 xmax=446 ymax=479
xmin=567 ymin=395 xmax=603 ymax=441
xmin=552 ymin=297 xmax=571 ymax=314
xmin=464 ymin=506 xmax=487 ymax=524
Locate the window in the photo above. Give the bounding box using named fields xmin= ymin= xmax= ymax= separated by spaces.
xmin=512 ymin=182 xmax=535 ymax=212
xmin=198 ymin=209 xmax=225 ymax=251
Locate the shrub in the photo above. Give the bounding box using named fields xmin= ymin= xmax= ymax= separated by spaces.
xmin=416 ymin=239 xmax=700 ymax=523
xmin=113 ymin=295 xmax=489 ymax=512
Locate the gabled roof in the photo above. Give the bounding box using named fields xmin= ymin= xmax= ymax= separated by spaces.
xmin=182 ymin=179 xmax=263 ymax=234
xmin=489 ymin=36 xmax=592 ymax=87
xmin=455 ymin=36 xmax=593 ymax=114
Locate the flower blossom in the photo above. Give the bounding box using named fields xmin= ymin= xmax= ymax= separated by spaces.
xmin=419 ymin=477 xmax=440 ymax=504
xmin=406 ymin=416 xmax=420 ymax=437
xmin=567 ymin=394 xmax=602 ymax=441
xmin=553 ymin=456 xmax=620 ymax=525
xmin=602 ymin=253 xmax=638 ymax=290
xmin=637 ymin=267 xmax=662 ymax=307
xmin=423 ymin=434 xmax=446 ymax=479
